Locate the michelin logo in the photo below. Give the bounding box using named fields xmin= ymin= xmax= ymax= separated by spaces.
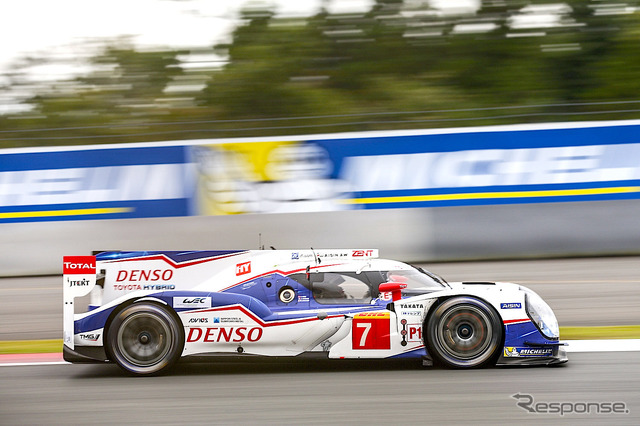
xmin=504 ymin=347 xmax=553 ymax=357
xmin=0 ymin=164 xmax=191 ymax=207
xmin=339 ymin=143 xmax=640 ymax=192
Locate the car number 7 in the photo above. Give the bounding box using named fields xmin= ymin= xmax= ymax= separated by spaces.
xmin=356 ymin=322 xmax=372 ymax=346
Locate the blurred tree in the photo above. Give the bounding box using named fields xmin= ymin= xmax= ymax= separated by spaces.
xmin=1 ymin=0 xmax=640 ymax=147
xmin=34 ymin=43 xmax=183 ymax=117
xmin=583 ymin=11 xmax=640 ymax=101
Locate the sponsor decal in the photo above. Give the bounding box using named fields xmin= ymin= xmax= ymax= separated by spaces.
xmin=399 ymin=318 xmax=423 ymax=345
xmin=504 ymin=347 xmax=519 ymax=357
xmin=66 ymin=277 xmax=91 ymax=287
xmin=407 ymin=325 xmax=422 ymax=342
xmin=298 ymin=295 xmax=309 ymax=302
xmin=353 ymin=311 xmax=391 ymax=350
xmin=186 ymin=327 xmax=263 ymax=343
xmin=173 ymin=297 xmax=212 ymax=309
xmin=114 ymin=284 xmax=176 ymax=291
xmin=352 ymin=249 xmax=374 ymax=257
xmin=401 ymin=311 xmax=421 ymax=316
xmin=340 ymin=143 xmax=640 ymax=193
xmin=79 ymin=333 xmax=100 ymax=341
xmin=317 ymin=252 xmax=348 ymax=258
xmin=399 ymin=303 xmax=424 ymax=309
xmin=379 ymin=292 xmax=393 ymax=301
xmin=236 ymin=261 xmax=251 ymax=276
xmin=354 ymin=312 xmax=390 ymax=318
xmin=116 ymin=269 xmax=173 ymax=282
xmin=1 ymin=163 xmax=190 ymax=209
xmin=188 ymin=318 xmax=208 ymax=324
xmin=504 ymin=347 xmax=553 ymax=357
xmin=63 ymin=256 xmax=96 ymax=274
xmin=208 ymin=317 xmax=243 ymax=324
xmin=501 ymin=302 xmax=522 ymax=309
xmin=291 ymin=252 xmax=299 ymax=260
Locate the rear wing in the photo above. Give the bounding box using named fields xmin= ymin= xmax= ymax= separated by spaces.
xmin=63 ymin=256 xmax=97 ymax=350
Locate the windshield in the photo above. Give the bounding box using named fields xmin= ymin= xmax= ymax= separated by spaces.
xmin=287 ymin=267 xmax=447 ymax=305
xmin=385 ymin=269 xmax=445 ymax=291
xmin=365 ymin=268 xmax=446 ymax=295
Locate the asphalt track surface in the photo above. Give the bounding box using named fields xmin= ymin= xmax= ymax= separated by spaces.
xmin=1 ymin=257 xmax=639 ymax=424
xmin=0 ymin=352 xmax=638 ymax=425
xmin=1 ymin=256 xmax=639 ymax=340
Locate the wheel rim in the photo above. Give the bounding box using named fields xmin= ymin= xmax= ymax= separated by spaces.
xmin=436 ymin=305 xmax=493 ymax=361
xmin=117 ymin=312 xmax=173 ymax=367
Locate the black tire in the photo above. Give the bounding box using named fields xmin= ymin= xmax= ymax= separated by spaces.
xmin=426 ymin=297 xmax=502 ymax=368
xmin=107 ymin=303 xmax=183 ymax=376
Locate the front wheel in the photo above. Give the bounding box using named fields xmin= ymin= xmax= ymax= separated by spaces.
xmin=107 ymin=303 xmax=183 ymax=376
xmin=426 ymin=297 xmax=503 ymax=368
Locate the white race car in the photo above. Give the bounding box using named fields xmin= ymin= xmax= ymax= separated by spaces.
xmin=63 ymin=249 xmax=567 ymax=375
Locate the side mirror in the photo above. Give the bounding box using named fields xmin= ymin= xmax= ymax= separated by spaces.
xmin=379 ymin=282 xmax=407 ymax=302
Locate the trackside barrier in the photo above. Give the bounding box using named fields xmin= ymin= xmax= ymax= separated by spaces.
xmin=1 ymin=120 xmax=640 ymax=275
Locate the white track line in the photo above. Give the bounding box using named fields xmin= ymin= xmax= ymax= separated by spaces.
xmin=0 ymin=361 xmax=69 ymax=367
xmin=1 ymin=340 xmax=639 ymax=367
xmin=564 ymin=339 xmax=640 ymax=352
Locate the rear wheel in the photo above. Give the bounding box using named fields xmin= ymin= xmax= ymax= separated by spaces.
xmin=107 ymin=303 xmax=183 ymax=376
xmin=426 ymin=297 xmax=502 ymax=368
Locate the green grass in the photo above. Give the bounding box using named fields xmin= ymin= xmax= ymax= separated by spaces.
xmin=1 ymin=326 xmax=639 ymax=354
xmin=0 ymin=339 xmax=62 ymax=354
xmin=559 ymin=325 xmax=640 ymax=340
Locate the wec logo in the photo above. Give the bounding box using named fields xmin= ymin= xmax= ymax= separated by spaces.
xmin=173 ymin=297 xmax=211 ymax=309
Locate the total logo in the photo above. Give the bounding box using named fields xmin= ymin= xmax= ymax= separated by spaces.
xmin=186 ymin=327 xmax=263 ymax=343
xmin=63 ymin=256 xmax=96 ymax=274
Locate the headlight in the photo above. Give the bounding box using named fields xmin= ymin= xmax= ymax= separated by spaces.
xmin=524 ymin=288 xmax=559 ymax=340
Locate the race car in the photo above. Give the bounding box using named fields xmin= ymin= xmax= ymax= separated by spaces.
xmin=63 ymin=249 xmax=567 ymax=375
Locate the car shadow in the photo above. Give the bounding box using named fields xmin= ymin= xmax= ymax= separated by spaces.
xmin=70 ymin=357 xmax=427 ymax=378
xmin=70 ymin=355 xmax=564 ymax=378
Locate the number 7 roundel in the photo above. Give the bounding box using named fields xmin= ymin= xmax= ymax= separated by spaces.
xmin=352 ymin=312 xmax=391 ymax=350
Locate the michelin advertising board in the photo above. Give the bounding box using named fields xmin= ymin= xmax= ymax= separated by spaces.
xmin=1 ymin=120 xmax=640 ymax=223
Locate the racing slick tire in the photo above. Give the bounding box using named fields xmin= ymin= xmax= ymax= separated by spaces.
xmin=107 ymin=302 xmax=184 ymax=376
xmin=425 ymin=296 xmax=503 ymax=368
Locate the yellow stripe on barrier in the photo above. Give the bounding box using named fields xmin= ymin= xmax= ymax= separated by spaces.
xmin=341 ymin=186 xmax=640 ymax=205
xmin=0 ymin=207 xmax=133 ymax=219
